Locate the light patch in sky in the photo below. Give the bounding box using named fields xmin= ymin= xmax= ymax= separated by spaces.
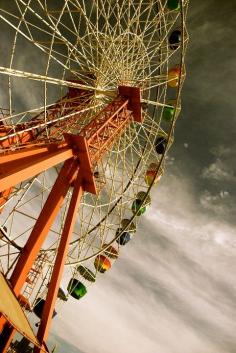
xmin=201 ymin=159 xmax=235 ymax=181
xmin=50 ymin=174 xmax=236 ymax=353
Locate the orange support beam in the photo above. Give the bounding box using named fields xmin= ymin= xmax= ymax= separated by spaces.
xmin=0 ymin=142 xmax=68 ymax=164
xmin=9 ymin=158 xmax=78 ymax=295
xmin=0 ymin=144 xmax=74 ymax=193
xmin=34 ymin=173 xmax=83 ymax=353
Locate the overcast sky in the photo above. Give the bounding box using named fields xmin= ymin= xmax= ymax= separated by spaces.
xmin=46 ymin=2 xmax=236 ymax=353
xmin=0 ymin=1 xmax=235 ymax=352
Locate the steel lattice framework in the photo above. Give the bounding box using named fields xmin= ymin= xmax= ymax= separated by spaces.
xmin=0 ymin=1 xmax=189 ymax=352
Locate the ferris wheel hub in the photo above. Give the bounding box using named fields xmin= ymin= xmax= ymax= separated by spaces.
xmin=94 ymin=88 xmax=117 ymax=99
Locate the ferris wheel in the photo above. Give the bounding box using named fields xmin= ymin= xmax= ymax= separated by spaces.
xmin=0 ymin=0 xmax=189 ymax=352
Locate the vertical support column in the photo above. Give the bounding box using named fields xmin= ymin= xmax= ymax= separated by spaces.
xmin=10 ymin=158 xmax=78 ymax=294
xmin=34 ymin=173 xmax=84 ymax=353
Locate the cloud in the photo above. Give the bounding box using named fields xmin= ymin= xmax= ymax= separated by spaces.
xmin=201 ymin=159 xmax=235 ymax=181
xmin=197 ymin=144 xmax=236 ymax=222
xmin=200 ymin=189 xmax=230 ymax=213
xmin=50 ymin=173 xmax=236 ymax=353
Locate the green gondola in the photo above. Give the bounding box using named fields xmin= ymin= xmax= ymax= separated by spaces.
xmin=132 ymin=191 xmax=151 ymax=216
xmin=67 ymin=278 xmax=87 ymax=300
xmin=167 ymin=0 xmax=180 ymax=11
xmin=132 ymin=199 xmax=146 ymax=216
xmin=163 ymin=100 xmax=181 ymax=122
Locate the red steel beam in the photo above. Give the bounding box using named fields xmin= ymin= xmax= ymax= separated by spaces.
xmin=10 ymin=158 xmax=78 ymax=295
xmin=34 ymin=173 xmax=83 ymax=353
xmin=0 ymin=145 xmax=74 ymax=193
xmin=88 ymin=109 xmax=133 ymax=164
xmin=79 ymin=96 xmax=127 ymax=141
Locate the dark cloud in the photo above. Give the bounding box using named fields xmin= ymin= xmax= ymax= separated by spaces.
xmin=169 ymin=0 xmax=236 ymax=225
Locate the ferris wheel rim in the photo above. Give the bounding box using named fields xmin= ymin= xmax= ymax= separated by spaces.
xmin=0 ymin=0 xmax=189 ymax=279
